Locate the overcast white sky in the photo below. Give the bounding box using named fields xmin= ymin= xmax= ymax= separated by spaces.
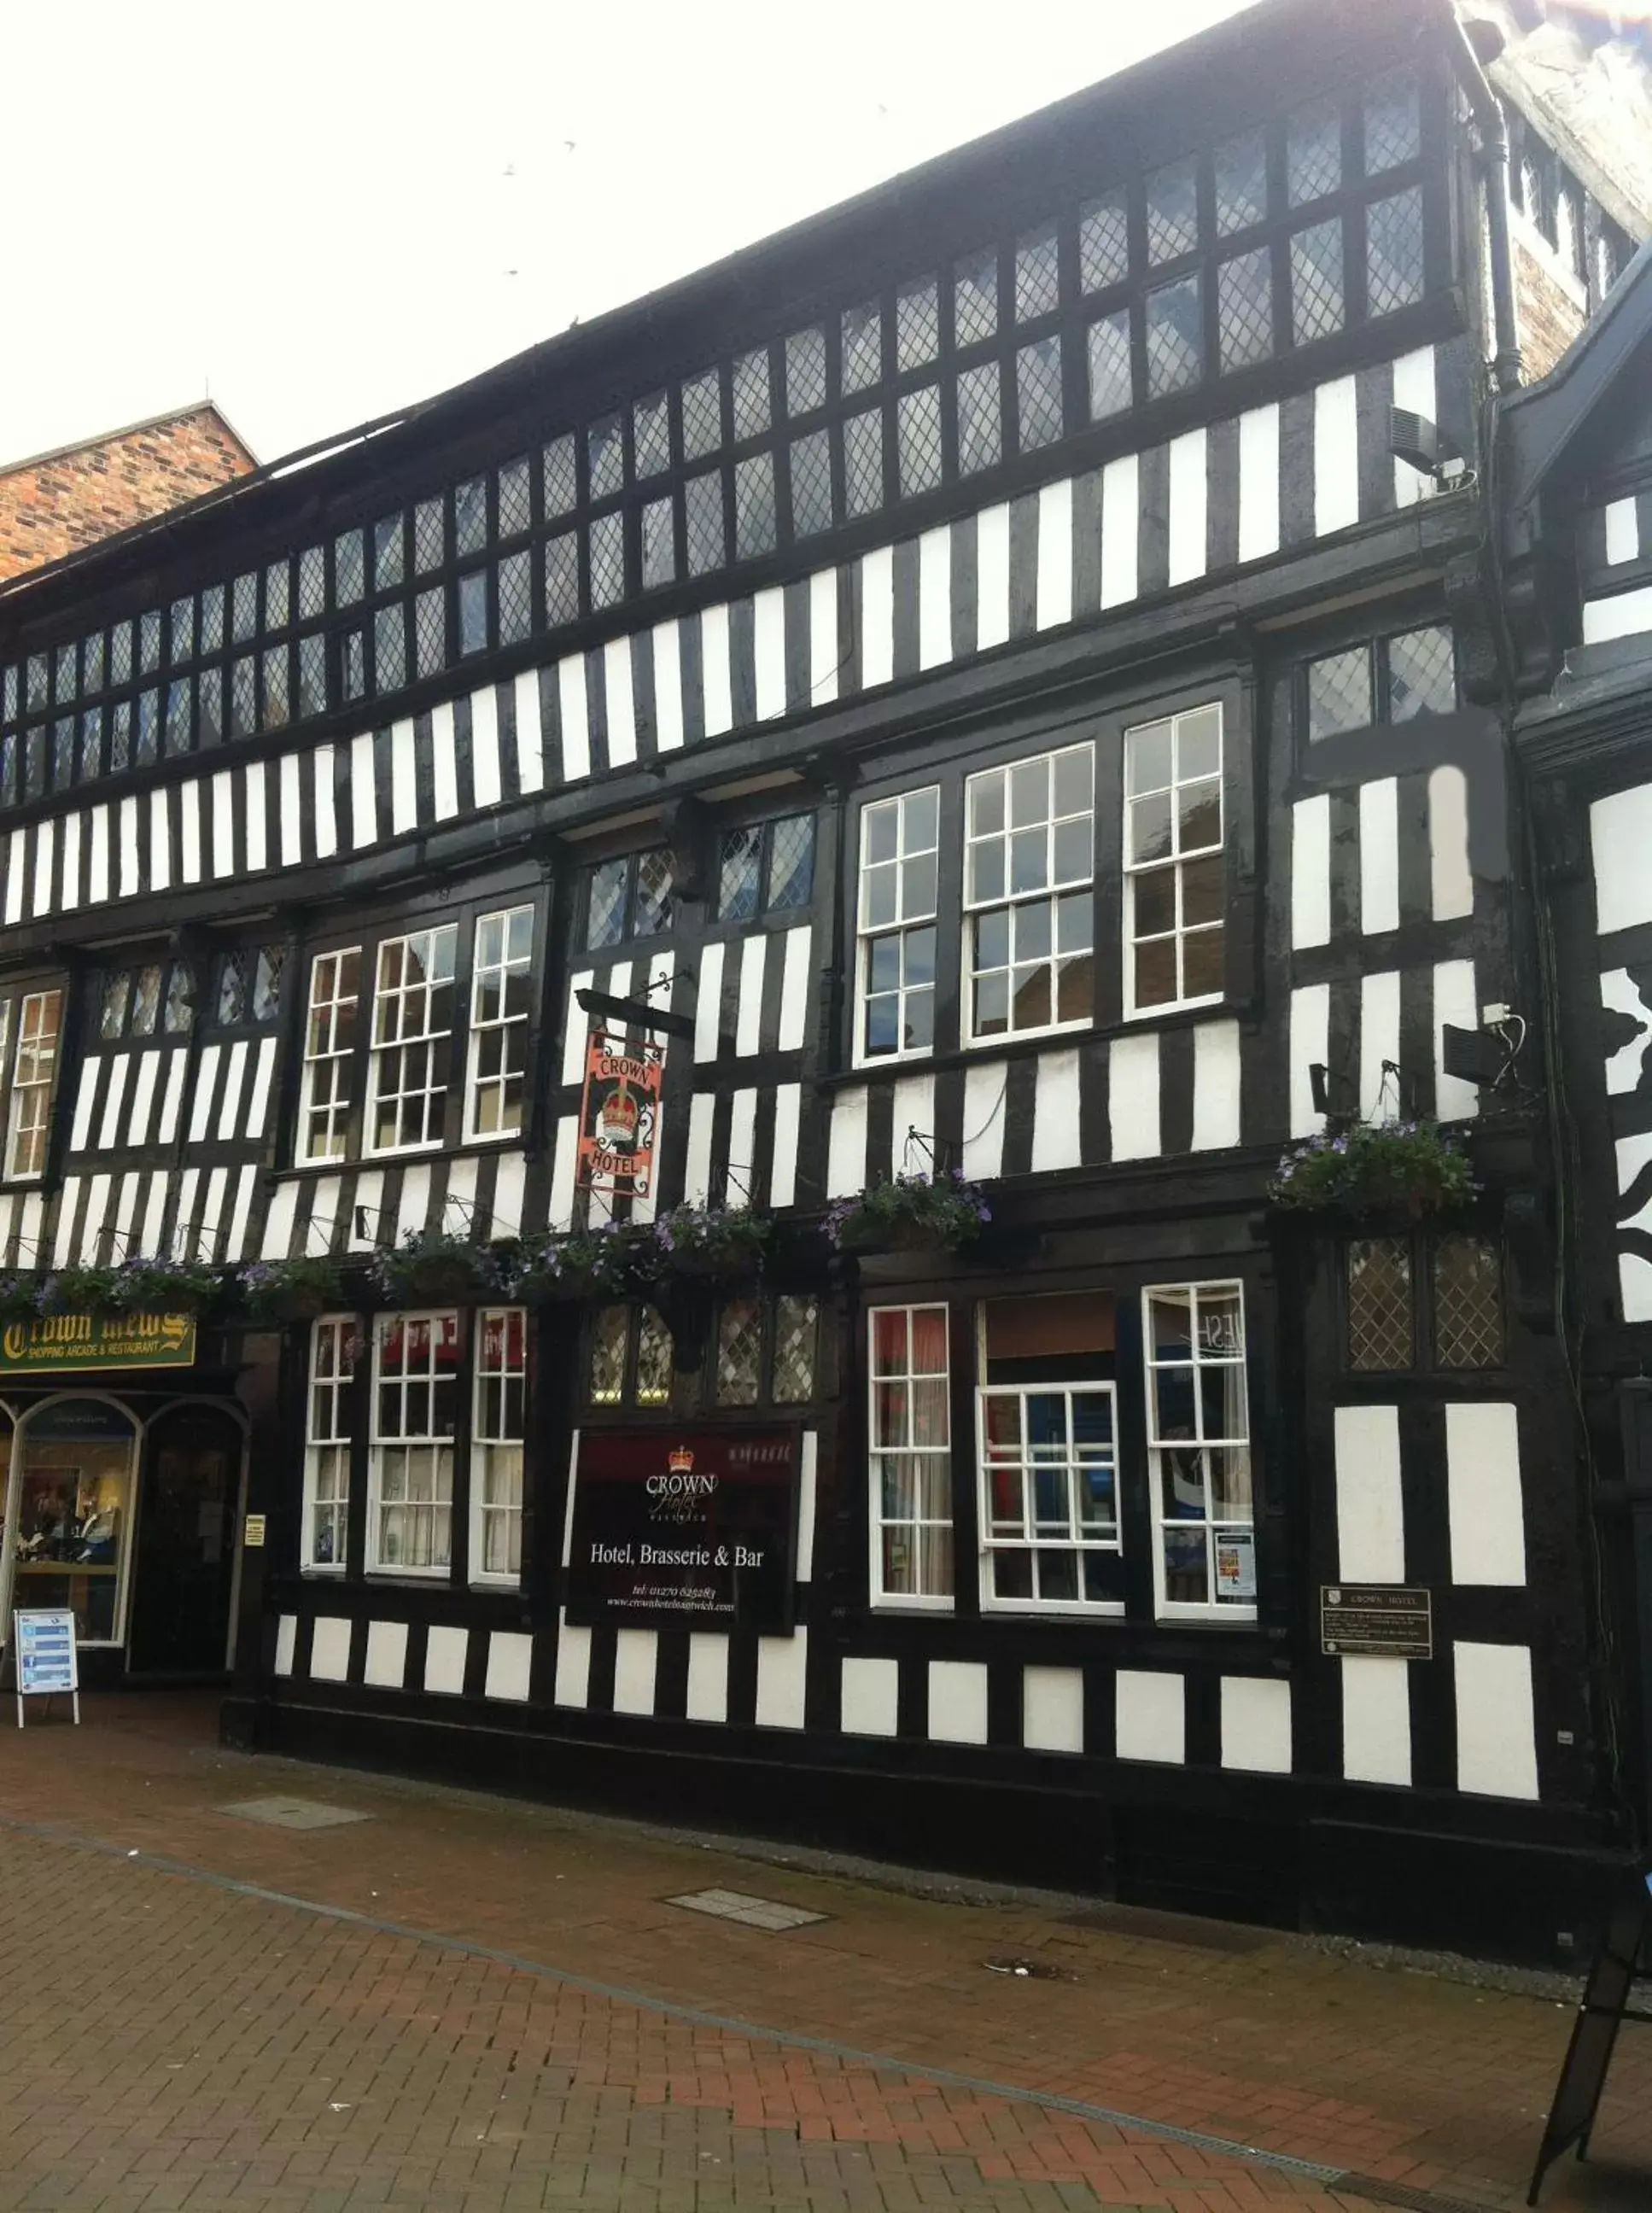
xmin=3 ymin=0 xmax=1252 ymax=470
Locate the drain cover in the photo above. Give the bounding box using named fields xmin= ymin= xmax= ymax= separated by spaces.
xmin=219 ymin=1796 xmax=371 ymax=1831
xmin=664 ymin=1888 xmax=826 ymax=1930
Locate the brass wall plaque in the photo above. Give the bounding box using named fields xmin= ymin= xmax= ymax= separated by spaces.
xmin=1320 ymin=1583 xmax=1433 ymax=1659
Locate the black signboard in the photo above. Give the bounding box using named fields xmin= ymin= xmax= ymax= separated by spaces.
xmin=566 ymin=1426 xmax=799 ymax=1632
xmin=1527 ymin=1873 xmax=1652 ymax=2203
xmin=1320 ymin=1583 xmax=1433 ymax=1659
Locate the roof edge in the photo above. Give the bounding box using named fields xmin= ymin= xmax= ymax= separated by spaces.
xmin=0 ymin=400 xmax=258 ymax=485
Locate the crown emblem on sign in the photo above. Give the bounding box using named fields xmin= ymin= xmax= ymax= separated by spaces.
xmin=598 ymin=1088 xmax=639 ymax=1142
xmin=668 ymin=1445 xmax=694 ymax=1473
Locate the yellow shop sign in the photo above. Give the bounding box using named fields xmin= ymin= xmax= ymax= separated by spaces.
xmin=0 ymin=1311 xmax=198 ymax=1374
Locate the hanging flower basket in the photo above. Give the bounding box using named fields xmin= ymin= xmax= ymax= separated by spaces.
xmin=1270 ymin=1119 xmax=1477 ymax=1221
xmin=824 ymin=1170 xmax=992 ymax=1257
xmin=371 ymin=1229 xmax=497 ymax=1308
xmin=238 ymin=1256 xmax=347 ymax=1324
xmin=499 ymin=1223 xmax=661 ymax=1305
xmin=39 ymin=1258 xmax=223 ymax=1317
xmin=650 ymin=1203 xmax=771 ymax=1283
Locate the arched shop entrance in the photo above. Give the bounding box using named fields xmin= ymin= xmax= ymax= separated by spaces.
xmin=0 ymin=1392 xmax=248 ymax=1685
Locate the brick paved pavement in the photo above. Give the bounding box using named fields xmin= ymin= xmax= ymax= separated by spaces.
xmin=0 ymin=1696 xmax=1649 ymax=2211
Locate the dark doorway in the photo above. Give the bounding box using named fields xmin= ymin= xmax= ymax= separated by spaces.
xmin=128 ymin=1406 xmax=243 ymax=1675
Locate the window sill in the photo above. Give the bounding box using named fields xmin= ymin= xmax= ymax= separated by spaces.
xmin=980 ymin=1601 xmax=1125 ymax=1619
xmin=365 ymin=1566 xmax=452 ymax=1582
xmin=1124 ymin=990 xmax=1224 ymax=1025
xmin=868 ymin=1597 xmax=956 ymax=1614
xmin=1154 ymin=1606 xmax=1258 ymax=1627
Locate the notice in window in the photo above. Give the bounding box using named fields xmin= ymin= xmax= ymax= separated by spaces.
xmin=576 ymin=1036 xmax=664 ymax=1198
xmin=1216 ymin=1531 xmax=1257 ymax=1599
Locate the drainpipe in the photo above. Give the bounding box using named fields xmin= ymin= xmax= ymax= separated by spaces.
xmin=1444 ymin=4 xmax=1522 ymax=394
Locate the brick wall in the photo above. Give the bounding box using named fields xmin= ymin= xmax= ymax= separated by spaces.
xmin=1515 ymin=239 xmax=1587 ymax=384
xmin=0 ymin=406 xmax=255 ymax=582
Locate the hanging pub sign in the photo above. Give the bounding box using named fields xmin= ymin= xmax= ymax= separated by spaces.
xmin=566 ymin=1426 xmax=800 ymax=1632
xmin=576 ymin=1036 xmax=664 ymax=1198
xmin=0 ymin=1311 xmax=197 ymax=1375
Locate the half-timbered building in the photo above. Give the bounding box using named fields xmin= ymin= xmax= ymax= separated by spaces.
xmin=1 ymin=0 xmax=1648 ymax=1955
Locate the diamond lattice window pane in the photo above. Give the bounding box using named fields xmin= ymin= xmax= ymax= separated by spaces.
xmin=415 ymin=587 xmax=447 ymax=676
xmin=139 ymin=610 xmax=162 ymax=672
xmin=232 ymin=572 xmax=260 ymax=640
xmin=685 ymin=471 xmax=726 ymax=575
xmin=231 ymin=657 xmax=258 ymax=739
xmin=1015 ymin=225 xmax=1060 ymax=321
xmin=164 ymin=680 xmax=191 ymax=754
xmin=373 ymin=517 xmax=404 ymax=593
xmin=957 ymin=362 xmax=1002 ymax=474
xmin=768 ymin=814 xmax=814 ymax=910
xmin=1146 ymin=276 xmax=1203 ymax=397
xmin=589 ymin=511 xmax=626 ymax=609
xmin=3 ymin=664 xmax=18 ymax=719
xmin=341 ymin=630 xmax=365 ymax=703
xmin=83 ymin=633 xmax=105 ymax=692
xmin=544 ymin=533 xmax=580 ymax=624
xmin=1216 ymin=131 xmax=1269 ymax=235
xmin=1218 ymin=248 xmax=1274 ymax=371
xmin=1364 ymin=70 xmax=1420 ymax=175
xmin=632 ymin=395 xmax=670 ymax=481
xmin=136 ymin=688 xmax=160 ymax=762
xmin=1386 ymin=626 xmax=1455 ymax=721
xmin=543 ymin=435 xmax=578 ymax=518
xmin=334 ymin=534 xmax=365 ymax=608
xmin=1292 ymin=219 xmax=1345 ymax=344
xmin=954 ymin=250 xmax=998 ymax=347
xmin=1080 ymin=192 xmax=1130 ymax=292
xmin=733 ymin=349 xmax=772 ymax=442
xmin=634 ymin=849 xmax=673 ymax=937
xmin=587 ymin=859 xmax=626 ymax=948
xmin=264 ymin=564 xmax=289 ymax=635
xmin=263 ymin=648 xmax=289 ymax=729
xmin=458 ymin=570 xmax=487 ymax=656
xmin=1307 ymin=647 xmax=1371 ymax=739
xmin=1366 ymin=189 xmax=1425 ymax=317
xmin=844 ymin=409 xmax=884 ymax=517
xmin=374 ymin=606 xmax=406 ymax=694
xmin=297 ymin=634 xmax=327 ymax=716
xmin=719 ymin=826 xmax=762 ymax=920
xmin=297 ymin=547 xmax=326 ymax=619
xmin=498 ymin=456 xmax=534 ymax=537
xmin=773 ymin=1295 xmax=818 ymax=1402
xmin=111 ymin=627 xmax=134 ymax=686
xmin=897 ymin=385 xmax=943 ymax=494
xmin=196 ymin=672 xmax=220 ymax=744
xmin=455 ymin=475 xmax=488 ymax=555
xmin=635 ymin=1309 xmax=673 ymax=1405
xmin=166 ymin=602 xmax=191 ymax=669
xmin=681 ymin=371 xmax=722 ymax=460
xmin=1347 ymin=1240 xmax=1414 ymax=1370
xmin=1087 ymin=311 xmax=1132 ymax=420
xmin=79 ymin=704 xmax=105 ymax=774
xmin=588 ymin=1306 xmax=628 ymax=1404
xmin=498 ymin=551 xmax=532 ymax=643
xmin=26 ymin=652 xmax=48 ymax=708
xmin=715 ymin=1300 xmax=762 ymax=1405
xmin=785 ymin=328 xmax=827 ymax=417
xmin=896 ymin=278 xmax=939 ymax=371
xmin=1147 ymin=157 xmax=1200 ymax=264
xmin=1433 ymin=1237 xmax=1505 ymax=1368
xmin=1289 ymin=102 xmax=1342 ymax=205
xmin=789 ymin=430 xmax=833 ymax=536
xmin=735 ymin=453 xmax=778 ymax=559
xmin=587 ymin=418 xmax=624 ymax=502
xmin=109 ymin=702 xmax=131 ymax=771
xmin=1016 ymin=340 xmax=1064 ymax=452
xmin=54 ymin=715 xmax=74 ymax=783
xmin=641 ymin=498 xmax=676 ymax=589
xmin=842 ymin=300 xmax=883 ymax=394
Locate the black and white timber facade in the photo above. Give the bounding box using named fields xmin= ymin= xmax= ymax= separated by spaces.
xmin=1 ymin=0 xmax=1647 ymax=1957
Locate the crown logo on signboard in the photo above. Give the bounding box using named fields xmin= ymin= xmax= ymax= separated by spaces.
xmin=598 ymin=1088 xmax=639 ymax=1143
xmin=668 ymin=1445 xmax=694 ymax=1473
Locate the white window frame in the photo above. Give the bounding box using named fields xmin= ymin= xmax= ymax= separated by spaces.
xmin=1122 ymin=703 xmax=1225 ymax=1020
xmin=297 ymin=949 xmax=360 ymax=1165
xmin=464 ymin=905 xmax=534 ymax=1142
xmin=470 ymin=1306 xmax=527 ymax=1586
xmin=366 ymin=923 xmax=459 ymax=1158
xmin=4 ymin=988 xmax=62 ymax=1182
xmin=301 ymin=1315 xmax=354 ymax=1574
xmin=976 ymin=1377 xmax=1123 ymax=1616
xmin=1141 ymin=1279 xmax=1255 ymax=1623
xmin=962 ymin=742 xmax=1095 ymax=1048
xmin=853 ymin=785 xmax=941 ymax=1068
xmin=867 ymin=1301 xmax=954 ymax=1609
xmin=367 ymin=1310 xmax=458 ymax=1577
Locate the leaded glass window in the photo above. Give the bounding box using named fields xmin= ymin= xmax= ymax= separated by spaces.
xmin=138 ymin=610 xmax=162 ymax=673
xmin=842 ymin=301 xmax=882 ymax=394
xmin=1146 ymin=156 xmax=1200 ymax=265
xmin=266 ymin=562 xmax=290 ymax=633
xmin=341 ymin=631 xmax=365 ymax=704
xmin=588 ymin=1306 xmax=628 ymax=1404
xmin=954 ymin=250 xmax=998 ymax=347
xmin=168 ymin=599 xmax=193 ymax=666
xmin=1079 ymin=192 xmax=1130 ymax=293
xmin=498 ymin=456 xmax=534 ymax=537
xmin=715 ymin=1299 xmax=762 ymax=1405
xmin=498 ymin=551 xmax=533 ymax=643
xmin=957 ymin=363 xmax=1002 ymax=476
xmin=25 ymin=655 xmax=47 ymax=710
xmin=1146 ymin=276 xmax=1203 ymax=397
xmin=543 ymin=435 xmax=579 ymax=517
xmin=1366 ymin=189 xmax=1425 ymax=317
xmin=789 ymin=430 xmax=834 ymax=536
xmin=1288 ymin=101 xmax=1342 ymax=204
xmin=231 ymin=573 xmax=259 ymax=642
xmin=544 ymin=532 xmax=580 ymax=624
xmin=414 ymin=587 xmax=447 ymax=676
xmin=685 ymin=472 xmax=726 ymax=575
xmin=1363 ymin=71 xmax=1420 ymax=175
xmin=297 ymin=547 xmax=326 ymax=621
xmin=374 ymin=605 xmax=406 ymax=694
xmin=1015 ymin=225 xmax=1060 ymax=321
xmin=897 ymin=386 xmax=943 ymax=495
xmin=164 ymin=680 xmax=191 ymax=754
xmin=83 ymin=632 xmax=105 ymax=692
xmin=1291 ymin=219 xmax=1345 ymax=344
xmin=895 ymin=278 xmax=939 ymax=371
xmin=265 ymin=646 xmax=291 ymax=729
xmin=635 ymin=1308 xmax=672 ymax=1405
xmin=844 ymin=409 xmax=884 ymax=517
xmin=587 ymin=417 xmax=624 ymax=502
xmin=334 ymin=533 xmax=365 ymax=607
xmin=773 ymin=1297 xmax=819 ymax=1404
xmin=136 ymin=688 xmax=160 ymax=763
xmin=1433 ymin=1238 xmax=1505 ymax=1368
xmin=1386 ymin=626 xmax=1455 ymax=720
xmin=630 ymin=397 xmax=668 ymax=484
xmin=110 ymin=623 xmax=133 ymax=686
xmin=588 ymin=511 xmax=625 ymax=609
xmin=413 ymin=499 xmax=446 ymax=575
xmin=1347 ymin=1240 xmax=1414 ymax=1370
xmin=1306 ymin=648 xmax=1371 ymax=739
xmin=734 ymin=454 xmax=778 ymax=558
xmin=1215 ymin=131 xmax=1268 ymax=235
xmin=785 ymin=327 xmax=828 ymax=416
xmin=732 ymin=348 xmax=772 ymax=442
xmin=641 ymin=499 xmax=675 ymax=589
xmin=680 ymin=371 xmax=722 ymax=461
xmin=371 ymin=516 xmax=404 ymax=596
xmin=458 ymin=570 xmax=487 ymax=657
xmin=1087 ymin=312 xmax=1132 ymax=420
xmin=455 ymin=477 xmax=488 ymax=558
xmin=297 ymin=635 xmax=327 ymax=717
xmin=1218 ymin=248 xmax=1274 ymax=371
xmin=1016 ymin=339 xmax=1065 ymax=452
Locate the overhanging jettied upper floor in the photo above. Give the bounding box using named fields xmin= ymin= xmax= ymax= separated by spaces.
xmin=0 ymin=0 xmax=1479 ymax=944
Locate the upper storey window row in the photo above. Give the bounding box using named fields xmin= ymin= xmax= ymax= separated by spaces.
xmin=0 ymin=70 xmax=1432 ymax=805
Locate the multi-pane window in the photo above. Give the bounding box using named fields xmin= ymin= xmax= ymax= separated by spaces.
xmin=302 ymin=1316 xmax=355 ymax=1571
xmin=978 ymin=1293 xmax=1124 ymax=1612
xmin=370 ymin=926 xmax=458 ymax=1153
xmin=471 ymin=1308 xmax=527 ymax=1584
xmin=964 ymin=745 xmax=1095 ymax=1042
xmin=1304 ymin=626 xmax=1456 ymax=740
xmin=3 ymin=990 xmax=62 ymax=1181
xmin=214 ymin=945 xmax=285 ymax=1029
xmin=1346 ymin=1235 xmax=1505 ymax=1372
xmin=299 ymin=950 xmax=361 ymax=1164
xmin=869 ymin=1305 xmax=952 ymax=1605
xmin=465 ymin=907 xmax=534 ymax=1140
xmin=98 ymin=958 xmax=194 ymax=1041
xmin=1124 ymin=704 xmax=1223 ymax=1015
xmin=369 ymin=1311 xmax=459 ymax=1574
xmin=856 ymin=787 xmax=939 ymax=1062
xmin=715 ymin=813 xmax=816 ymax=922
xmin=586 ymin=848 xmax=673 ymax=949
xmin=586 ymin=1295 xmax=816 ymax=1410
xmin=587 ymin=1305 xmax=674 ymax=1407
xmin=1144 ymin=1282 xmax=1253 ymax=1617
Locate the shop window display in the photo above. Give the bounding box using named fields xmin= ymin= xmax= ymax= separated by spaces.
xmin=6 ymin=1398 xmax=137 ymax=1643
